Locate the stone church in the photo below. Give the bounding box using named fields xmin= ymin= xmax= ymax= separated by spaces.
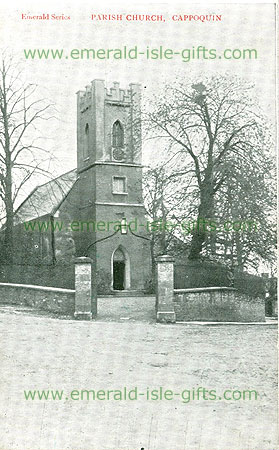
xmin=12 ymin=80 xmax=151 ymax=294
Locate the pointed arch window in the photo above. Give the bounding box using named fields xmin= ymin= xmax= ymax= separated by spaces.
xmin=84 ymin=123 xmax=89 ymax=158
xmin=112 ymin=120 xmax=124 ymax=148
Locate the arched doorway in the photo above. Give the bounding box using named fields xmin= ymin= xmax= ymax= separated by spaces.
xmin=112 ymin=246 xmax=130 ymax=291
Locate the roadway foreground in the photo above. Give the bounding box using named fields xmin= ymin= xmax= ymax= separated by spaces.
xmin=0 ymin=305 xmax=277 ymax=450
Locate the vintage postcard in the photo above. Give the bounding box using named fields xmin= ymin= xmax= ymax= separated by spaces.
xmin=0 ymin=0 xmax=277 ymax=449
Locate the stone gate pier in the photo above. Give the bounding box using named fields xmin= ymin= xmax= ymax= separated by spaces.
xmin=155 ymin=255 xmax=176 ymax=323
xmin=155 ymin=255 xmax=265 ymax=323
xmin=74 ymin=257 xmax=96 ymax=320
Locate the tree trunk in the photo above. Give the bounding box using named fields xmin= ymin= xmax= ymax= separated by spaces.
xmin=188 ymin=181 xmax=214 ymax=260
xmin=2 ymin=73 xmax=14 ymax=264
xmin=150 ymin=234 xmax=156 ymax=292
xmin=3 ymin=156 xmax=13 ymax=263
xmin=160 ymin=201 xmax=167 ymax=254
xmin=235 ymin=233 xmax=244 ymax=271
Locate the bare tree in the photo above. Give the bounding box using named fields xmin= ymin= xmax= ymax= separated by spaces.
xmin=143 ymin=160 xmax=194 ymax=277
xmin=0 ymin=55 xmax=55 ymax=262
xmin=146 ymin=74 xmax=275 ymax=261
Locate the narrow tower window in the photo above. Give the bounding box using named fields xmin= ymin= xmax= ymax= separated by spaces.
xmin=112 ymin=120 xmax=124 ymax=147
xmin=120 ymin=218 xmax=128 ymax=234
xmin=84 ymin=123 xmax=89 ymax=158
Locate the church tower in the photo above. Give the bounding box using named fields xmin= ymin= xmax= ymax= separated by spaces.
xmin=75 ymin=80 xmax=151 ymax=293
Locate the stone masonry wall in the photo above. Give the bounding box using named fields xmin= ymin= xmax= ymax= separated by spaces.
xmin=0 ymin=282 xmax=75 ymax=315
xmin=173 ymin=287 xmax=265 ymax=322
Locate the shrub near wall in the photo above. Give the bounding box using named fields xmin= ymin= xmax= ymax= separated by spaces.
xmin=174 ymin=259 xmax=230 ymax=289
xmin=96 ymin=270 xmax=111 ymax=294
xmin=0 ymin=263 xmax=75 ymax=289
xmin=234 ymin=270 xmax=266 ymax=298
xmin=174 ymin=260 xmax=267 ymax=299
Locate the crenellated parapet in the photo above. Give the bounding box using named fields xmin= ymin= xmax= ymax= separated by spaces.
xmin=77 ymin=80 xmax=141 ymax=112
xmin=105 ymin=82 xmax=132 ymax=103
xmin=76 ymin=79 xmax=142 ymax=169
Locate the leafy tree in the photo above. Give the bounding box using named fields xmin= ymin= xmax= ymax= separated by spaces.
xmin=146 ymin=74 xmax=276 ymax=264
xmin=205 ymin=145 xmax=276 ymax=271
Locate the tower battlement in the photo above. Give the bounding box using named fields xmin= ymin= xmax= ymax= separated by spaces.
xmin=76 ymin=79 xmax=142 ymax=169
xmin=77 ymin=80 xmax=141 ymax=110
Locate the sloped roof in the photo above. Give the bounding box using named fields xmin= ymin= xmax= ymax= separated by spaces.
xmin=14 ymin=169 xmax=77 ymax=224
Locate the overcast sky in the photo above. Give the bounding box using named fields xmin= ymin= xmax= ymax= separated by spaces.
xmin=0 ymin=1 xmax=276 ymax=202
